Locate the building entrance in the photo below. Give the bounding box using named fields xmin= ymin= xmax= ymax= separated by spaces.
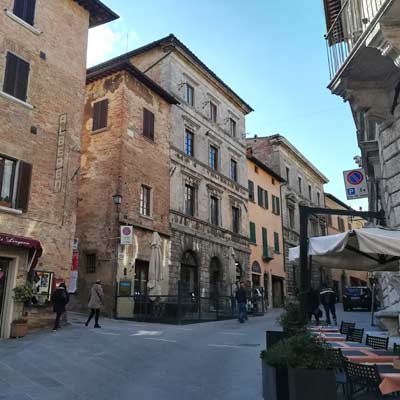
xmin=0 ymin=258 xmax=10 ymax=333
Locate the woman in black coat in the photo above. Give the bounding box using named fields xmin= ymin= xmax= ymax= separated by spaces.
xmin=51 ymin=282 xmax=69 ymax=331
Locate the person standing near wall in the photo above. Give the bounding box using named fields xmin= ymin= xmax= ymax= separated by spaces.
xmin=236 ymin=282 xmax=247 ymax=323
xmin=85 ymin=280 xmax=104 ymax=328
xmin=51 ymin=282 xmax=69 ymax=331
xmin=320 ymin=283 xmax=337 ymax=325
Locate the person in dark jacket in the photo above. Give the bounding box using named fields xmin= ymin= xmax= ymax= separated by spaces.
xmin=235 ymin=282 xmax=247 ymax=323
xmin=306 ymin=288 xmax=321 ymax=325
xmin=320 ymin=283 xmax=337 ymax=325
xmin=51 ymin=282 xmax=69 ymax=331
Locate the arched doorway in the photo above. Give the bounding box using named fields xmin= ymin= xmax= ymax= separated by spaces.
xmin=209 ymin=257 xmax=222 ymax=305
xmin=180 ymin=251 xmax=198 ymax=296
xmin=251 ymin=261 xmax=261 ymax=287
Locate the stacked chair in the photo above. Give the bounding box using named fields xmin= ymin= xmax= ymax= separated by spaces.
xmin=346 ymin=328 xmax=364 ymax=343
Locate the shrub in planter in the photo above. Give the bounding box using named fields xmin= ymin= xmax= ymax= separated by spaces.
xmin=278 ymin=303 xmax=307 ymax=336
xmin=10 ymin=319 xmax=28 ymax=338
xmin=261 ymin=334 xmax=336 ymax=400
xmin=10 ymin=285 xmax=35 ymax=338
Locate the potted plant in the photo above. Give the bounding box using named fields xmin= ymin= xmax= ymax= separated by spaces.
xmin=278 ymin=303 xmax=307 ymax=336
xmin=261 ymin=334 xmax=336 ymax=400
xmin=10 ymin=285 xmax=35 ymax=338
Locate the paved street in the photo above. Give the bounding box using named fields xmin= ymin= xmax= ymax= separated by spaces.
xmin=0 ymin=310 xmax=283 ymax=400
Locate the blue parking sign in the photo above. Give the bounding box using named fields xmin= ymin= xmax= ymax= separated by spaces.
xmin=347 ymin=188 xmax=356 ymax=195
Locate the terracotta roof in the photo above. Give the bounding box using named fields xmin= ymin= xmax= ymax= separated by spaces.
xmin=87 ymin=34 xmax=253 ymax=113
xmin=73 ymin=0 xmax=119 ymax=28
xmin=86 ymin=60 xmax=179 ymax=105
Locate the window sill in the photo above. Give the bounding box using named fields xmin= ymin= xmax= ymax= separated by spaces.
xmin=140 ymin=214 xmax=153 ymax=221
xmin=0 ymin=205 xmax=23 ymax=215
xmin=4 ymin=9 xmax=42 ymax=35
xmin=91 ymin=127 xmax=109 ymax=135
xmin=0 ymin=91 xmax=33 ymax=110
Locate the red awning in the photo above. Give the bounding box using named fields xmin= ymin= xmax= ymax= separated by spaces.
xmin=0 ymin=233 xmax=43 ymax=271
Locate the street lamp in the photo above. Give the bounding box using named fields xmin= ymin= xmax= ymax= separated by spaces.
xmin=112 ymin=194 xmax=122 ymax=206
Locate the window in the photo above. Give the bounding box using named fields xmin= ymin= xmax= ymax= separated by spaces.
xmin=298 ymin=177 xmax=302 ymax=194
xmin=143 ymin=108 xmax=155 ymax=140
xmin=288 ymin=204 xmax=295 ymax=228
xmin=184 ymin=184 xmax=195 ymax=216
xmin=185 ymin=83 xmax=194 ymax=106
xmin=13 ymin=0 xmax=36 ymax=26
xmin=338 ymin=217 xmax=345 ymax=232
xmin=272 ymin=195 xmax=280 ymax=215
xmin=262 ymin=227 xmax=268 ymax=259
xmin=274 ymin=232 xmax=280 ymax=253
xmin=229 ymin=118 xmax=237 ymax=137
xmin=232 ymin=206 xmax=240 ymax=234
xmin=209 ymin=145 xmax=218 ymax=170
xmin=210 ymin=102 xmax=217 ymax=122
xmin=210 ymin=196 xmax=219 ymax=225
xmin=249 ymin=222 xmax=256 ymax=244
xmin=0 ymin=155 xmax=31 ymax=212
xmin=311 ymin=220 xmax=319 ymax=236
xmin=326 ymin=214 xmax=333 ymax=226
xmin=184 ymin=129 xmax=194 ymax=157
xmin=230 ymin=159 xmax=237 ymax=182
xmin=248 ymin=180 xmax=254 ymax=202
xmin=86 ymin=254 xmax=96 ymax=274
xmin=257 ymin=186 xmax=264 ymax=207
xmin=308 ymin=185 xmax=312 ymax=200
xmin=286 ymin=167 xmax=290 ymax=184
xmin=3 ymin=52 xmax=30 ymax=102
xmin=317 ymin=192 xmax=321 ymax=206
xmin=140 ymin=185 xmax=151 ymax=217
xmin=92 ymin=99 xmax=108 ymax=131
xmin=264 ymin=190 xmax=269 ymax=209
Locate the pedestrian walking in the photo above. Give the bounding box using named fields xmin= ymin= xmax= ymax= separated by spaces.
xmin=235 ymin=282 xmax=247 ymax=323
xmin=320 ymin=283 xmax=337 ymax=325
xmin=51 ymin=282 xmax=69 ymax=331
xmin=85 ymin=280 xmax=103 ymax=328
xmin=306 ymin=288 xmax=321 ymax=325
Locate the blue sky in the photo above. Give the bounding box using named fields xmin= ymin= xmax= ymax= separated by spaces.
xmin=88 ymin=0 xmax=367 ymax=210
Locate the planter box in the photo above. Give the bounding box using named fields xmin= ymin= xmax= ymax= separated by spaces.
xmin=288 ymin=368 xmax=336 ymax=400
xmin=261 ymin=359 xmax=289 ymax=400
xmin=10 ymin=321 xmax=28 ymax=338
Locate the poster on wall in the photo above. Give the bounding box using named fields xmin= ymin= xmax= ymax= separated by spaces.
xmin=33 ymin=271 xmax=54 ymax=300
xmin=68 ymin=249 xmax=79 ymax=294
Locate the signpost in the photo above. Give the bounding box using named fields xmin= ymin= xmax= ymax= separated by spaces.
xmin=343 ymin=168 xmax=368 ymax=200
xmin=120 ymin=226 xmax=133 ymax=245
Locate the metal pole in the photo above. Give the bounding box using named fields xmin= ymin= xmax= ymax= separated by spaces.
xmin=299 ymin=205 xmax=310 ymax=319
xmin=371 ymin=282 xmax=376 ymax=326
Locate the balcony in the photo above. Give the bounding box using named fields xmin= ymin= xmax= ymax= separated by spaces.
xmin=325 ymin=0 xmax=399 ymax=80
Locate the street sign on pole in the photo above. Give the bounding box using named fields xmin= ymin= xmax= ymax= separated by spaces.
xmin=343 ymin=168 xmax=368 ymax=200
xmin=120 ymin=226 xmax=133 ymax=245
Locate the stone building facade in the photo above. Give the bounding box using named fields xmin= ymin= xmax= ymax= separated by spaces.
xmin=246 ymin=150 xmax=286 ymax=308
xmin=76 ymin=61 xmax=177 ymax=316
xmin=90 ymin=35 xmax=253 ymax=299
xmin=0 ymin=0 xmax=117 ymax=338
xmin=325 ymin=193 xmax=368 ymax=300
xmin=247 ymin=135 xmax=329 ymax=298
xmin=322 ymin=0 xmax=400 ymax=309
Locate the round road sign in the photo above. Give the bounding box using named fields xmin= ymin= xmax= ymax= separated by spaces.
xmin=346 ymin=170 xmax=364 ymax=185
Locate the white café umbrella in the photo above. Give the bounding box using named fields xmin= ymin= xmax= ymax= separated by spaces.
xmin=289 ymin=227 xmax=400 ymax=272
xmin=147 ymin=232 xmax=162 ymax=295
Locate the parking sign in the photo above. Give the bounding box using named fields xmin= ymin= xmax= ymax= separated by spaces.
xmin=343 ymin=169 xmax=368 ymax=200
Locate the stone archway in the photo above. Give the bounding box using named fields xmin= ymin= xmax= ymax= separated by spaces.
xmin=180 ymin=250 xmax=198 ymax=296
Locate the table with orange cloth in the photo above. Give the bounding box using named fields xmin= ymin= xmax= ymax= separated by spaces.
xmin=375 ymin=364 xmax=400 ymax=395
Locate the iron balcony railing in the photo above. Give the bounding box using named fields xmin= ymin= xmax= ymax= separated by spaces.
xmin=325 ymin=0 xmax=387 ymax=79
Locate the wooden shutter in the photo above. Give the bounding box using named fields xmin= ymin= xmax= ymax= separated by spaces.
xmin=249 ymin=222 xmax=256 ymax=243
xmin=276 ymin=197 xmax=280 ymax=215
xmin=3 ymin=53 xmax=18 ymax=97
xmin=143 ymin=108 xmax=154 ymax=140
xmin=274 ymin=232 xmax=280 ymax=253
xmin=257 ymin=186 xmax=263 ymax=207
xmin=92 ymin=99 xmax=108 ymax=131
xmin=262 ymin=227 xmax=268 ymax=258
xmin=248 ymin=180 xmax=254 ymax=201
xmin=264 ymin=190 xmax=269 ymax=210
xmin=25 ymin=0 xmax=36 ymax=25
xmin=15 ymin=56 xmax=30 ymax=101
xmin=323 ymin=0 xmax=344 ymax=45
xmin=13 ymin=0 xmax=25 ymax=19
xmin=15 ymin=161 xmax=32 ymax=212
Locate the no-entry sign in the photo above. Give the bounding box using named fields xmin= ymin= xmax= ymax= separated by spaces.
xmin=343 ymin=168 xmax=368 ymax=200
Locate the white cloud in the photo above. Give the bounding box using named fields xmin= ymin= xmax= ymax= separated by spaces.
xmin=87 ymin=25 xmax=140 ymax=67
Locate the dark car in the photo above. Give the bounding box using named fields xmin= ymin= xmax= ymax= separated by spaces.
xmin=343 ymin=286 xmax=379 ymax=311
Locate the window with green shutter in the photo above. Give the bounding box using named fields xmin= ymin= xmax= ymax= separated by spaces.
xmin=264 ymin=190 xmax=269 ymax=209
xmin=262 ymin=227 xmax=268 ymax=258
xmin=248 ymin=180 xmax=254 ymax=202
xmin=249 ymin=222 xmax=256 ymax=244
xmin=274 ymin=232 xmax=280 ymax=253
xmin=257 ymin=186 xmax=263 ymax=207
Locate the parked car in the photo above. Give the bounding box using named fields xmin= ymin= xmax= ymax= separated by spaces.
xmin=343 ymin=286 xmax=379 ymax=311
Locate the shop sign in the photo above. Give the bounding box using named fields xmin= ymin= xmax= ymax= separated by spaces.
xmin=54 ymin=113 xmax=67 ymax=193
xmin=120 ymin=226 xmax=133 ymax=245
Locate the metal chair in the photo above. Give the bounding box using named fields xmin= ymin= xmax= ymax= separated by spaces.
xmin=329 ymin=348 xmax=347 ymax=396
xmin=366 ymin=334 xmax=389 ymax=350
xmin=344 ymin=360 xmax=383 ymax=399
xmin=346 ymin=327 xmax=364 ymax=343
xmin=340 ymin=321 xmax=356 ymax=335
xmin=393 ymin=343 xmax=400 ymax=354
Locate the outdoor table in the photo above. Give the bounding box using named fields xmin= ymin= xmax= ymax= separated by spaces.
xmin=340 ymin=348 xmax=400 ymax=363
xmin=376 ymin=364 xmax=400 ymax=395
xmin=309 ymin=326 xmax=339 ymax=333
xmin=326 ymin=341 xmax=372 ymax=350
xmin=311 ymin=332 xmax=346 ymax=341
